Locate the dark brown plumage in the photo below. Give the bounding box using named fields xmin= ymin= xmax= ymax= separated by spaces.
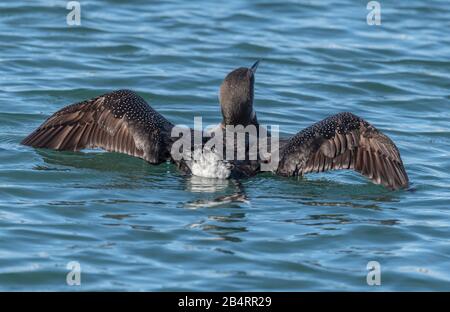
xmin=21 ymin=62 xmax=409 ymax=191
xmin=21 ymin=89 xmax=174 ymax=164
xmin=276 ymin=112 xmax=409 ymax=190
xmin=220 ymin=61 xmax=259 ymax=127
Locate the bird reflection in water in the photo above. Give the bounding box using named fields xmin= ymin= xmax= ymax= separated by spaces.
xmin=184 ymin=176 xmax=249 ymax=208
xmin=184 ymin=176 xmax=249 ymax=243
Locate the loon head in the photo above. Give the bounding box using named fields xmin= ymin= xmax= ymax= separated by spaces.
xmin=219 ymin=60 xmax=259 ymax=127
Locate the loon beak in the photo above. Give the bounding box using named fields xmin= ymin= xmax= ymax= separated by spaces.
xmin=250 ymin=60 xmax=260 ymax=74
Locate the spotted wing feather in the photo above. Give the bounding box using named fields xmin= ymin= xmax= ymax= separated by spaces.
xmin=276 ymin=112 xmax=408 ymax=190
xmin=21 ymin=89 xmax=174 ymax=164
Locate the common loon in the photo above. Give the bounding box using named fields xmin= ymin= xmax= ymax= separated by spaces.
xmin=21 ymin=61 xmax=408 ymax=190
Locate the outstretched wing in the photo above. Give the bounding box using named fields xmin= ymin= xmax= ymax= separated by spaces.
xmin=277 ymin=112 xmax=408 ymax=190
xmin=21 ymin=89 xmax=174 ymax=164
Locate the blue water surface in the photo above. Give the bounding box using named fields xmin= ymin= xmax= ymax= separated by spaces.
xmin=0 ymin=0 xmax=449 ymax=291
